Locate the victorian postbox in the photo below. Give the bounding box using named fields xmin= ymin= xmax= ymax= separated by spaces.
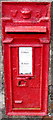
xmin=2 ymin=2 xmax=51 ymax=116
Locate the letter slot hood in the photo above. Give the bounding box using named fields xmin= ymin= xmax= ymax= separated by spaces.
xmin=5 ymin=26 xmax=46 ymax=33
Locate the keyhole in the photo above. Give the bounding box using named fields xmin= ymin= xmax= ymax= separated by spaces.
xmin=18 ymin=80 xmax=26 ymax=86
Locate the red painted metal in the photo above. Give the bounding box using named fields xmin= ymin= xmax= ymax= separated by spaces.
xmin=5 ymin=26 xmax=46 ymax=32
xmin=2 ymin=2 xmax=51 ymax=116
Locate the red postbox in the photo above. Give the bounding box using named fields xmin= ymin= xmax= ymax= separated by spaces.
xmin=2 ymin=2 xmax=51 ymax=116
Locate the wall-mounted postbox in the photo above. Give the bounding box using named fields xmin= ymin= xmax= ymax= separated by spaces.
xmin=2 ymin=2 xmax=51 ymax=116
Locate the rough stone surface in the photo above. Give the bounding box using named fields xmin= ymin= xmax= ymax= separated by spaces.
xmin=0 ymin=1 xmax=53 ymax=120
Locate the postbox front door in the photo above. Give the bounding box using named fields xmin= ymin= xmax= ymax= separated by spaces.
xmin=11 ymin=45 xmax=42 ymax=110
